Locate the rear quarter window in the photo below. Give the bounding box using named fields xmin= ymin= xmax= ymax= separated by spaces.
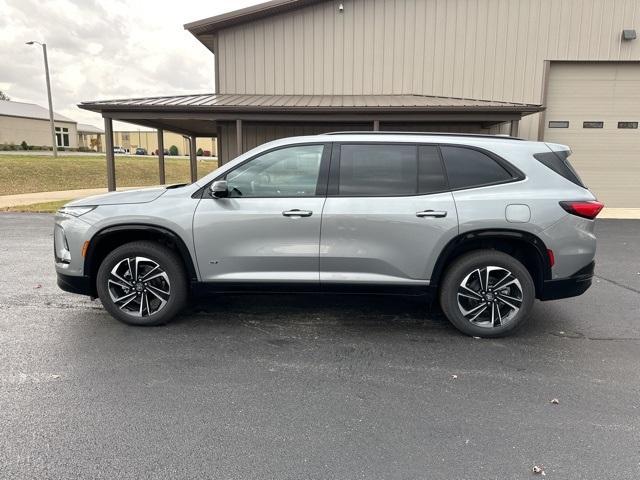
xmin=440 ymin=146 xmax=514 ymax=190
xmin=533 ymin=150 xmax=585 ymax=188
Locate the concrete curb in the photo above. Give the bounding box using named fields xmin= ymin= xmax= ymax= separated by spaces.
xmin=599 ymin=208 xmax=640 ymax=220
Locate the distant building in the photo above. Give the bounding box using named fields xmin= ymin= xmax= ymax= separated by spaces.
xmin=77 ymin=123 xmax=104 ymax=152
xmin=0 ymin=99 xmax=77 ymax=149
xmin=0 ymin=99 xmax=217 ymax=156
xmin=112 ymin=130 xmax=217 ymax=156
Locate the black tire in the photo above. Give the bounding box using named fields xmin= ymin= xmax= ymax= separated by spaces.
xmin=96 ymin=241 xmax=188 ymax=326
xmin=439 ymin=250 xmax=535 ymax=338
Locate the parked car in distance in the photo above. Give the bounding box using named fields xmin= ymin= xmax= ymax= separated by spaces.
xmin=113 ymin=146 xmax=126 ymax=154
xmin=155 ymin=149 xmax=170 ymax=156
xmin=54 ymin=132 xmax=603 ymax=337
xmin=135 ymin=147 xmax=147 ymax=155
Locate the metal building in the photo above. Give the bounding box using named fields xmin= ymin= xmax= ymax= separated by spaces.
xmin=81 ymin=0 xmax=640 ymax=207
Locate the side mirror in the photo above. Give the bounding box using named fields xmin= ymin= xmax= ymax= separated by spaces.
xmin=210 ymin=180 xmax=229 ymax=198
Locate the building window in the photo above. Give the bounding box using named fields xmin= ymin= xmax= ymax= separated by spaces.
xmin=55 ymin=126 xmax=70 ymax=147
xmin=618 ymin=122 xmax=638 ymax=129
xmin=583 ymin=121 xmax=604 ymax=129
xmin=548 ymin=121 xmax=569 ymax=128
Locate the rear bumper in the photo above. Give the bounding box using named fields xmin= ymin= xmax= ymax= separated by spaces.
xmin=539 ymin=261 xmax=594 ymax=301
xmin=57 ymin=272 xmax=93 ymax=296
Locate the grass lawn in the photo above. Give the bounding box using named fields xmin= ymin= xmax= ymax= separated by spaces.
xmin=1 ymin=199 xmax=70 ymax=213
xmin=0 ymin=154 xmax=219 ymax=196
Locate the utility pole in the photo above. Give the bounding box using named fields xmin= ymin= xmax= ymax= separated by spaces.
xmin=27 ymin=41 xmax=57 ymax=158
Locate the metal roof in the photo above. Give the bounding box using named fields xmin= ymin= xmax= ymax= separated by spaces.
xmin=79 ymin=93 xmax=542 ymax=114
xmin=77 ymin=123 xmax=104 ymax=134
xmin=0 ymin=100 xmax=76 ymax=123
xmin=184 ymin=0 xmax=323 ymax=35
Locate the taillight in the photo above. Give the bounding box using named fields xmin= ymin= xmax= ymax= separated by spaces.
xmin=559 ymin=200 xmax=604 ymax=220
xmin=547 ymin=249 xmax=555 ymax=267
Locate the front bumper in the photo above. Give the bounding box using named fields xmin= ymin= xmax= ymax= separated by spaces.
xmin=539 ymin=261 xmax=595 ymax=301
xmin=57 ymin=272 xmax=93 ymax=296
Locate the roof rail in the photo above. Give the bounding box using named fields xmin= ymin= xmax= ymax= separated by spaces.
xmin=323 ymin=131 xmax=524 ymax=140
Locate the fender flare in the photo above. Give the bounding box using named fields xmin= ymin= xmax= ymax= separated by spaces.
xmin=430 ymin=228 xmax=551 ymax=291
xmin=84 ymin=223 xmax=198 ymax=283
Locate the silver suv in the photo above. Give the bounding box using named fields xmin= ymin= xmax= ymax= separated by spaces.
xmin=54 ymin=133 xmax=603 ymax=337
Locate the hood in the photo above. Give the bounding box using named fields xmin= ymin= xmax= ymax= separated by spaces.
xmin=66 ymin=187 xmax=167 ymax=206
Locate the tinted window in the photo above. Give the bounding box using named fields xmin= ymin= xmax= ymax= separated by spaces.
xmin=418 ymin=146 xmax=448 ymax=193
xmin=533 ymin=150 xmax=585 ymax=188
xmin=441 ymin=146 xmax=513 ymax=189
xmin=338 ymin=144 xmax=417 ymax=196
xmin=226 ymin=145 xmax=324 ymax=197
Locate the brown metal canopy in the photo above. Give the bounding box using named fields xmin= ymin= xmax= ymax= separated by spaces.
xmin=80 ymin=93 xmax=542 ymax=114
xmin=79 ymin=93 xmax=543 ymax=137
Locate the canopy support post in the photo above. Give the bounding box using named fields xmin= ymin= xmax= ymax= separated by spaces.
xmin=104 ymin=117 xmax=116 ymax=191
xmin=189 ymin=136 xmax=198 ymax=182
xmin=236 ymin=119 xmax=243 ymax=156
xmin=157 ymin=128 xmax=166 ymax=185
xmin=510 ymin=119 xmax=520 ymax=137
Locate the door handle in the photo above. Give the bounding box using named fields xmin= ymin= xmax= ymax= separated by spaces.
xmin=282 ymin=209 xmax=313 ymax=217
xmin=416 ymin=210 xmax=447 ymax=218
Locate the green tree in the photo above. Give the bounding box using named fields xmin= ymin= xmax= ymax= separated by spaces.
xmin=0 ymin=91 xmax=10 ymax=101
xmin=21 ymin=141 xmax=28 ymax=150
xmin=196 ymin=147 xmax=204 ymax=156
xmin=169 ymin=145 xmax=179 ymax=156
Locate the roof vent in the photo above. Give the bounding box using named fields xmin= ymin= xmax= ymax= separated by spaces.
xmin=622 ymin=29 xmax=637 ymax=41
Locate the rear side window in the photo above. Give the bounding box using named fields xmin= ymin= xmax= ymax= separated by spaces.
xmin=440 ymin=146 xmax=513 ymax=189
xmin=418 ymin=146 xmax=448 ymax=193
xmin=533 ymin=150 xmax=585 ymax=188
xmin=338 ymin=144 xmax=416 ymax=195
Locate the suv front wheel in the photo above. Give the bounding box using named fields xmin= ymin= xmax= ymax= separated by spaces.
xmin=96 ymin=241 xmax=188 ymax=326
xmin=439 ymin=250 xmax=535 ymax=337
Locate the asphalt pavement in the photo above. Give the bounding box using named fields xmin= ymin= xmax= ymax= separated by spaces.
xmin=1 ymin=214 xmax=639 ymax=479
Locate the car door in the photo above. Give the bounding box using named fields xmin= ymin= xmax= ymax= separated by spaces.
xmin=320 ymin=143 xmax=459 ymax=286
xmin=193 ymin=143 xmax=330 ymax=284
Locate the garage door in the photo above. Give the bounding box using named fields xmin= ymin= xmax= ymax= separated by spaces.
xmin=543 ymin=62 xmax=640 ymax=208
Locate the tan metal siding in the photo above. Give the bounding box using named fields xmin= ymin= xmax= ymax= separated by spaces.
xmin=543 ymin=62 xmax=640 ymax=207
xmin=0 ymin=117 xmax=77 ymax=149
xmin=216 ymin=0 xmax=640 ymax=139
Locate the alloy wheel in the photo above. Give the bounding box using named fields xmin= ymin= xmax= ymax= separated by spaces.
xmin=456 ymin=266 xmax=523 ymax=328
xmin=107 ymin=256 xmax=171 ymax=317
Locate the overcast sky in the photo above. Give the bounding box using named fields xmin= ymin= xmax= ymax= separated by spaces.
xmin=0 ymin=0 xmax=263 ymax=130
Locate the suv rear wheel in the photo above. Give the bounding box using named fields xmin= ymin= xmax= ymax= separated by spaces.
xmin=439 ymin=250 xmax=535 ymax=337
xmin=96 ymin=241 xmax=187 ymax=326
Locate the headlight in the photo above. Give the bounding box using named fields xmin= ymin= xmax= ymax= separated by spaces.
xmin=57 ymin=206 xmax=96 ymax=217
xmin=54 ymin=225 xmax=71 ymax=264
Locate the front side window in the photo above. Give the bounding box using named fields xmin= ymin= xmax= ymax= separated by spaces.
xmin=225 ymin=144 xmax=324 ymax=197
xmin=441 ymin=146 xmax=513 ymax=190
xmin=338 ymin=144 xmax=417 ymax=196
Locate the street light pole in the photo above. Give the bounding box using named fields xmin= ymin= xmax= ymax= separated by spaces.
xmin=27 ymin=41 xmax=57 ymax=158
